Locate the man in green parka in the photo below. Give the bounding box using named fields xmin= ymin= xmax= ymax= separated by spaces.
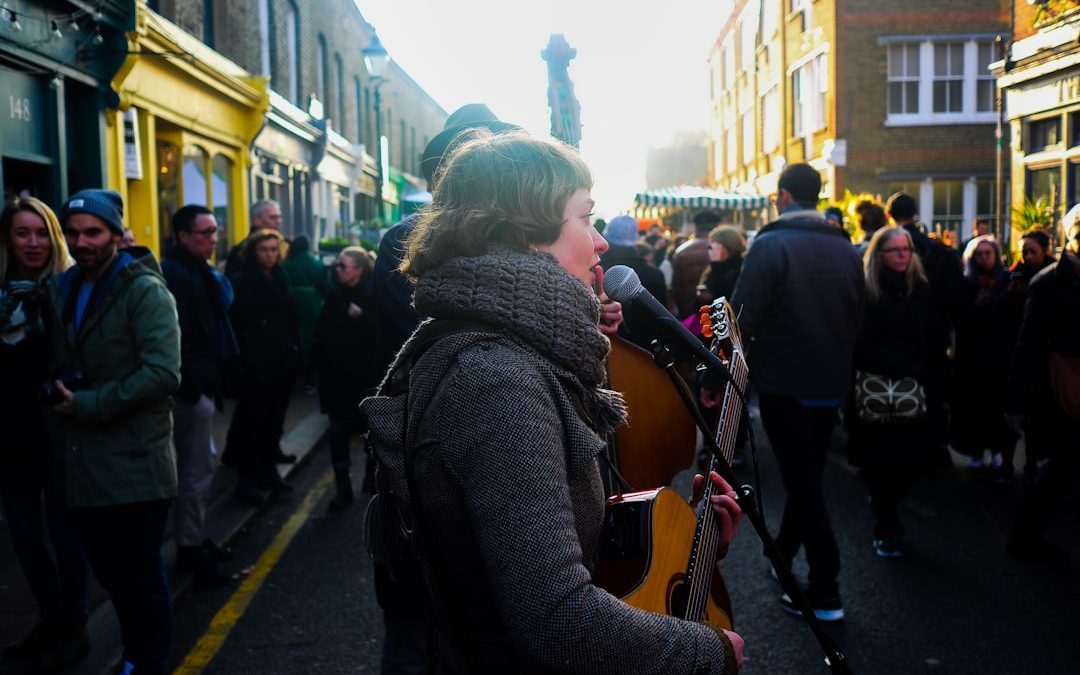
xmin=44 ymin=189 xmax=180 ymax=675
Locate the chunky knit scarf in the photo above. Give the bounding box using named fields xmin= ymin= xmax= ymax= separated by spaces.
xmin=412 ymin=248 xmax=626 ymax=434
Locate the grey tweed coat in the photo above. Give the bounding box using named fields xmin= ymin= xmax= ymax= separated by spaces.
xmin=367 ymin=249 xmax=736 ymax=674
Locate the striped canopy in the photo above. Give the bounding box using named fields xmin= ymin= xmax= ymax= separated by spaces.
xmin=634 ymin=187 xmax=767 ymax=210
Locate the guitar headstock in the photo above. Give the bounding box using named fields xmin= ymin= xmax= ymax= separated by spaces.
xmin=698 ymin=297 xmax=744 ymax=366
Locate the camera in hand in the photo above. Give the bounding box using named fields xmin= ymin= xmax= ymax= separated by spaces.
xmin=39 ymin=371 xmax=88 ymax=405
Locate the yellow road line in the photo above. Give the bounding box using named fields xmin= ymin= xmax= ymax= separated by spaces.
xmin=173 ymin=468 xmax=334 ymax=674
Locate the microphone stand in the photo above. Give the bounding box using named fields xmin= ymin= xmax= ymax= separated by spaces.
xmin=645 ymin=336 xmax=853 ymax=675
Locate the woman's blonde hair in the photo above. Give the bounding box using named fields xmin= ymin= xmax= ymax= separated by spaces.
xmin=402 ymin=130 xmax=592 ymax=280
xmin=245 ymin=228 xmax=286 ymax=265
xmin=0 ymin=196 xmax=73 ymax=282
xmin=863 ymin=226 xmax=927 ymax=302
xmin=340 ymin=246 xmax=374 ymax=277
xmin=707 ymin=224 xmax=746 ymax=259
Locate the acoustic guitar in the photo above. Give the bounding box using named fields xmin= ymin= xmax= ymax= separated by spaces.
xmin=594 ymin=297 xmax=748 ymax=632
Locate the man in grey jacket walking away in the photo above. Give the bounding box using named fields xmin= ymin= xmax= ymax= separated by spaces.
xmin=732 ymin=163 xmax=864 ymax=622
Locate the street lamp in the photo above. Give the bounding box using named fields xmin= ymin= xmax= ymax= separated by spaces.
xmin=363 ymin=33 xmax=389 ymax=223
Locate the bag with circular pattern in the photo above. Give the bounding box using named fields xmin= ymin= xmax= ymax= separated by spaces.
xmin=854 ymin=370 xmax=927 ymax=423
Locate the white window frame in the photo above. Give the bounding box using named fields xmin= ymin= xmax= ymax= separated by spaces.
xmin=742 ymin=111 xmax=755 ymax=164
xmin=762 ymin=86 xmax=779 ymax=152
xmin=762 ymin=0 xmax=779 ymax=41
xmin=885 ymin=37 xmax=998 ymax=126
xmin=791 ymin=51 xmax=827 ymax=136
xmin=723 ymin=39 xmax=735 ymax=89
xmin=726 ymin=126 xmax=737 ymax=173
xmin=740 ymin=1 xmax=760 ymax=72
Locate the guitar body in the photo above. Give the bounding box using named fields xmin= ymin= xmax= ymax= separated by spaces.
xmin=593 ymin=488 xmax=733 ymax=631
xmin=607 ymin=336 xmax=696 ymax=490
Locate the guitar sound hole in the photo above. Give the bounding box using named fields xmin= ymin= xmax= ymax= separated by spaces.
xmin=668 ymin=578 xmax=690 ymax=620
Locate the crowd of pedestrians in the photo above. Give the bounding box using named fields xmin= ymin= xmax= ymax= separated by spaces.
xmin=0 ymin=189 xmax=385 ymax=673
xmin=2 ymin=115 xmax=1079 ymax=672
xmin=588 ymin=163 xmax=1080 ymax=624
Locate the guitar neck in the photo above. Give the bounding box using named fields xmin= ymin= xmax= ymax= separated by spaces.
xmin=684 ymin=301 xmax=748 ymax=622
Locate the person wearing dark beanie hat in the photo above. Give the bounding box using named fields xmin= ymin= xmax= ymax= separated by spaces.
xmin=59 ymin=190 xmax=125 ymax=236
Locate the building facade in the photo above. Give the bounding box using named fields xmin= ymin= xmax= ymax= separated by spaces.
xmin=995 ymin=0 xmax=1080 ymax=249
xmin=121 ymin=0 xmax=445 ymax=251
xmin=1 ymin=1 xmax=133 ymax=207
xmin=708 ymin=0 xmax=1009 ymax=239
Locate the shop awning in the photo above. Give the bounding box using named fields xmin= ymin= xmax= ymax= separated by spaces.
xmin=633 ymin=187 xmax=767 ymax=210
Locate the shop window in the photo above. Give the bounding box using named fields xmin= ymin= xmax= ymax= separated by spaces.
xmin=157 ymin=141 xmax=181 ymax=244
xmin=212 ymin=155 xmax=232 ymax=261
xmin=1028 ymin=166 xmax=1061 ymax=205
xmin=932 ymin=180 xmax=964 ymax=232
xmin=182 ymin=145 xmax=209 ymax=207
xmin=1028 ymin=118 xmax=1061 ymax=153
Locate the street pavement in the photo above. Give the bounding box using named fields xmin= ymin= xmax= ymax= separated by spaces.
xmin=0 ymin=388 xmax=328 ymax=675
xmin=3 ymin=395 xmax=1078 ymax=674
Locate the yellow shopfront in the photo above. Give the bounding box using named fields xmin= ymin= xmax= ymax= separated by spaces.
xmin=104 ymin=3 xmax=267 ymax=258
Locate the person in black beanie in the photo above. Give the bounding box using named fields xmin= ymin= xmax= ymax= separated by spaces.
xmin=46 ymin=188 xmax=180 ymax=675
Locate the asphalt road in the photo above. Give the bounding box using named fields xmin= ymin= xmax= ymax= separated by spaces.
xmin=165 ymin=415 xmax=1080 ymax=675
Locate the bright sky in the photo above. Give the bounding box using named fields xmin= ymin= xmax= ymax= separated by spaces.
xmin=356 ymin=0 xmax=733 ymax=218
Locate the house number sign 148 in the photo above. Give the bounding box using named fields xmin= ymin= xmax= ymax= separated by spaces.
xmin=10 ymin=96 xmax=31 ymax=122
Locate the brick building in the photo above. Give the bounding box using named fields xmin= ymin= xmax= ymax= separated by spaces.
xmin=147 ymin=0 xmax=445 ymax=244
xmin=708 ymin=0 xmax=1009 ymax=239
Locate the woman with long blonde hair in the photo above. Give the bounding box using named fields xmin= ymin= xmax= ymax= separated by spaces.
xmin=852 ymin=226 xmax=933 ymax=559
xmin=0 ymin=197 xmax=89 ymax=669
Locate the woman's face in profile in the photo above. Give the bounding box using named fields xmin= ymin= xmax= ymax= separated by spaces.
xmin=534 ymin=188 xmax=607 ymax=287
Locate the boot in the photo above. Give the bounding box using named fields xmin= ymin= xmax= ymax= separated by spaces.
xmin=329 ymin=468 xmax=354 ymax=512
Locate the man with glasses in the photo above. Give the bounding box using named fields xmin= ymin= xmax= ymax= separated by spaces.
xmin=161 ymin=205 xmax=237 ymax=585
xmin=731 ymin=163 xmax=864 ymax=622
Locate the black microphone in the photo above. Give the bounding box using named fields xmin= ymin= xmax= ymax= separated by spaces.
xmin=602 ymin=265 xmax=733 ymax=380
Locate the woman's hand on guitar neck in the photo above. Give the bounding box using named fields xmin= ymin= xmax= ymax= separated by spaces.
xmin=593 ymin=265 xmax=623 ymax=336
xmin=690 ymin=471 xmax=743 ymax=553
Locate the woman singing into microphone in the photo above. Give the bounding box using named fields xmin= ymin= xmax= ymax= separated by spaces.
xmin=362 ymin=130 xmax=743 ymax=673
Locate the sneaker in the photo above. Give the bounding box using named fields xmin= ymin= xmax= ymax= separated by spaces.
xmin=991 ymin=453 xmax=1004 ymax=470
xmin=873 ymin=538 xmax=904 ymax=558
xmin=780 ymin=591 xmax=844 ymax=622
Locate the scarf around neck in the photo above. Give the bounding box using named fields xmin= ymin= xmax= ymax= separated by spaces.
xmin=412 ymin=248 xmax=626 ymax=433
